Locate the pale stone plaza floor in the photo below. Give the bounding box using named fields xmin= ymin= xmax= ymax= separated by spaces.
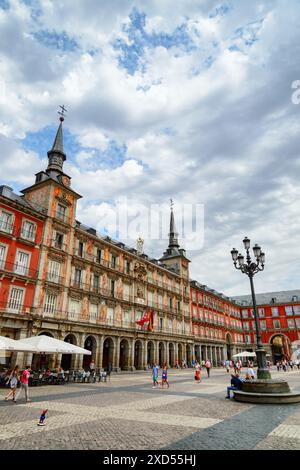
xmin=0 ymin=367 xmax=300 ymax=450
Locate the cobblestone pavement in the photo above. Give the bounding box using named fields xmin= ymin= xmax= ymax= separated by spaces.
xmin=0 ymin=368 xmax=300 ymax=450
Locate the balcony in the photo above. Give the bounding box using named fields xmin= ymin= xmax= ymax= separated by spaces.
xmin=54 ymin=211 xmax=69 ymax=224
xmin=51 ymin=239 xmax=67 ymax=251
xmin=70 ymin=278 xmax=86 ymax=290
xmin=0 ymin=301 xmax=33 ymax=315
xmin=46 ymin=272 xmax=64 ymax=285
xmin=18 ymin=227 xmax=36 ymax=243
xmin=0 ymin=261 xmax=38 ymax=280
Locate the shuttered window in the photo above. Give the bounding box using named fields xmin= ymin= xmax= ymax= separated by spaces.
xmin=15 ymin=251 xmax=30 ymax=275
xmin=0 ymin=210 xmax=13 ymax=233
xmin=44 ymin=294 xmax=57 ymax=316
xmin=89 ymin=303 xmax=98 ymax=322
xmin=69 ymin=299 xmax=81 ymax=320
xmin=21 ymin=220 xmax=36 ymax=241
xmin=0 ymin=245 xmax=6 ymax=269
xmin=48 ymin=260 xmax=61 ymax=283
xmin=8 ymin=288 xmax=24 ymax=312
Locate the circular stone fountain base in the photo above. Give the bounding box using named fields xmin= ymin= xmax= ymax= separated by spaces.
xmin=234 ymin=379 xmax=300 ymax=404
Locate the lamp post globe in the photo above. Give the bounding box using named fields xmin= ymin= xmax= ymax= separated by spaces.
xmin=230 ymin=239 xmax=271 ymax=380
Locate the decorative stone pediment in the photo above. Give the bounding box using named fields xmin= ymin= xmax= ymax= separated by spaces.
xmin=48 ymin=252 xmax=66 ymax=263
xmin=69 ymin=291 xmax=83 ymax=300
xmin=72 ymin=259 xmax=87 ymax=269
xmin=53 ymin=221 xmax=69 ymax=233
xmin=133 ymin=262 xmax=147 ymax=280
xmin=55 ymin=194 xmax=72 ymax=207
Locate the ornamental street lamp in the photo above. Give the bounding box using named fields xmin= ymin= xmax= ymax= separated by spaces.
xmin=231 ymin=237 xmax=271 ymax=379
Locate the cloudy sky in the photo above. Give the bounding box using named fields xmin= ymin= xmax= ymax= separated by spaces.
xmin=0 ymin=0 xmax=299 ymax=297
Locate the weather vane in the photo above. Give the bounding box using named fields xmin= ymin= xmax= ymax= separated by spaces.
xmin=58 ymin=105 xmax=67 ymax=122
xmin=170 ymin=198 xmax=174 ymax=210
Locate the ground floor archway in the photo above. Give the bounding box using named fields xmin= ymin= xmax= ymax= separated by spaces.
xmin=226 ymin=333 xmax=233 ymax=360
xmin=271 ymin=334 xmax=291 ymax=362
xmin=83 ymin=335 xmax=97 ymax=369
xmin=119 ymin=339 xmax=130 ymax=370
xmin=159 ymin=342 xmax=165 ymax=366
xmin=178 ymin=343 xmax=183 ymax=364
xmin=169 ymin=343 xmax=175 ymax=367
xmin=32 ymin=331 xmax=54 ymax=370
xmin=147 ymin=341 xmax=155 ymax=366
xmin=103 ymin=337 xmax=114 ymax=370
xmin=134 ymin=340 xmax=143 ymax=370
xmin=61 ymin=334 xmax=77 ymax=370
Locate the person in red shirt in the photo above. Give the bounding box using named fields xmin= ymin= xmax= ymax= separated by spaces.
xmin=15 ymin=365 xmax=31 ymax=403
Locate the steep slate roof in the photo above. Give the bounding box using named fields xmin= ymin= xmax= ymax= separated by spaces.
xmin=233 ymin=290 xmax=300 ymax=306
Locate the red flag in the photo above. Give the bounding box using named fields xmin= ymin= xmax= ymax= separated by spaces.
xmin=136 ymin=310 xmax=150 ymax=326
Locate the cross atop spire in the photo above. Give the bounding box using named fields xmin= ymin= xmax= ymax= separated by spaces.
xmin=47 ymin=108 xmax=67 ymax=175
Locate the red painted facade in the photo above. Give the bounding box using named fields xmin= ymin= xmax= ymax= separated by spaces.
xmin=0 ymin=191 xmax=45 ymax=321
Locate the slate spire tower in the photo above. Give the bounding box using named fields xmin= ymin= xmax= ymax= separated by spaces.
xmin=47 ymin=106 xmax=67 ymax=177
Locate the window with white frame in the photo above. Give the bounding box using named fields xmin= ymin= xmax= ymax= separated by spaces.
xmin=242 ymin=309 xmax=248 ymax=318
xmin=21 ymin=220 xmax=36 ymax=241
xmin=273 ymin=319 xmax=281 ymax=329
xmin=159 ymin=317 xmax=163 ymax=330
xmin=8 ymin=287 xmax=24 ymax=312
xmin=293 ymin=306 xmax=300 ymax=315
xmin=258 ymin=308 xmax=265 ymax=317
xmin=243 ymin=322 xmax=249 ymax=330
xmin=260 ymin=320 xmax=266 ymax=330
xmin=15 ymin=251 xmax=30 ymax=276
xmin=287 ymin=319 xmax=295 ymax=329
xmin=272 ymin=307 xmax=279 ymax=317
xmin=48 ymin=259 xmax=61 ymax=283
xmin=89 ymin=303 xmax=98 ymax=322
xmin=107 ymin=307 xmax=114 ymax=323
xmin=168 ymin=319 xmax=172 ymax=331
xmin=285 ymin=306 xmax=293 ymax=316
xmin=245 ymin=335 xmax=251 ymax=344
xmin=44 ymin=293 xmax=57 ymax=316
xmin=56 ymin=203 xmax=67 ymax=220
xmin=296 ymin=318 xmax=300 ymax=328
xmin=0 ymin=210 xmax=14 ymax=233
xmin=0 ymin=244 xmax=7 ymax=269
xmin=123 ymin=310 xmax=131 ymax=325
xmin=69 ymin=299 xmax=80 ymax=320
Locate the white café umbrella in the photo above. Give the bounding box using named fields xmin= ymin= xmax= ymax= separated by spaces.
xmin=232 ymin=351 xmax=256 ymax=358
xmin=0 ymin=335 xmax=37 ymax=352
xmin=16 ymin=335 xmax=92 ymax=355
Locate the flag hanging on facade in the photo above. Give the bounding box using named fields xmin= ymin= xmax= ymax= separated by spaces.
xmin=135 ymin=310 xmax=150 ymax=327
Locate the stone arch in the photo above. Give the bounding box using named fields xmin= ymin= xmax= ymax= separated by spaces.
xmin=186 ymin=344 xmax=192 ymax=366
xmin=226 ymin=333 xmax=233 ymax=360
xmin=168 ymin=343 xmax=175 ymax=367
xmin=61 ymin=334 xmax=77 ymax=371
xmin=147 ymin=341 xmax=155 ymax=366
xmin=178 ymin=343 xmax=183 ymax=364
xmin=119 ymin=338 xmax=130 ymax=370
xmin=158 ymin=342 xmax=165 ymax=367
xmin=83 ymin=335 xmax=97 ymax=369
xmin=270 ymin=334 xmax=291 ymax=361
xmin=32 ymin=331 xmax=55 ymax=370
xmin=134 ymin=339 xmax=143 ymax=370
xmin=103 ymin=337 xmax=115 ymax=370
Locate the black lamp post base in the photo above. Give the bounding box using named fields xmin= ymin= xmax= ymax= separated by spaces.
xmin=255 ymin=348 xmax=271 ymax=380
xmin=257 ymin=368 xmax=272 ymax=380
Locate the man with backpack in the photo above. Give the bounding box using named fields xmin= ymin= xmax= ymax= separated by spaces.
xmin=226 ymin=373 xmax=244 ymax=399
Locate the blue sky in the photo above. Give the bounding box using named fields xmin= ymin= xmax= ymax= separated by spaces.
xmin=0 ymin=0 xmax=300 ymax=296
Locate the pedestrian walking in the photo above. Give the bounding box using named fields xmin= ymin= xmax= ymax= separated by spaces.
xmin=4 ymin=366 xmax=20 ymax=401
xmin=161 ymin=364 xmax=169 ymax=388
xmin=194 ymin=362 xmax=201 ymax=383
xmin=205 ymin=359 xmax=211 ymax=378
xmin=15 ymin=365 xmax=31 ymax=403
xmin=152 ymin=363 xmax=159 ymax=388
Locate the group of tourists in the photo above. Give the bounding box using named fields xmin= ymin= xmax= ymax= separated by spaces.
xmin=151 ymin=363 xmax=169 ymax=388
xmin=276 ymin=359 xmax=300 ymax=371
xmin=3 ymin=365 xmax=31 ymax=403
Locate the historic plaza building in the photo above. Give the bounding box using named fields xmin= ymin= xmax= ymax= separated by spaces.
xmin=0 ymin=115 xmax=299 ymax=370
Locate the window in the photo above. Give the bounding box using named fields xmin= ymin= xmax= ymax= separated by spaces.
xmin=96 ymin=249 xmax=102 ymax=263
xmin=242 ymin=309 xmax=248 ymax=318
xmin=177 ymin=300 xmax=181 ymax=312
xmin=15 ymin=251 xmax=30 ymax=276
xmin=56 ymin=204 xmax=66 ymax=220
xmin=0 ymin=244 xmax=7 ymax=269
xmin=260 ymin=320 xmax=266 ymax=330
xmin=54 ymin=232 xmax=64 ymax=249
xmin=48 ymin=259 xmax=61 ymax=283
xmin=273 ymin=319 xmax=281 ymax=329
xmin=92 ymin=274 xmax=100 ymax=292
xmin=287 ymin=319 xmax=295 ymax=329
xmin=159 ymin=318 xmax=163 ymax=330
xmin=258 ymin=308 xmax=265 ymax=317
xmin=21 ymin=220 xmax=36 ymax=241
xmin=74 ymin=269 xmax=82 ymax=287
xmin=89 ymin=303 xmax=98 ymax=322
xmin=78 ymin=241 xmax=84 ymax=257
xmin=69 ymin=299 xmax=80 ymax=320
xmin=111 ymin=280 xmax=115 ymax=296
xmin=245 ymin=335 xmax=251 ymax=344
xmin=296 ymin=318 xmax=300 ymax=328
xmin=0 ymin=210 xmax=13 ymax=233
xmin=243 ymin=322 xmax=249 ymax=330
xmin=111 ymin=255 xmax=117 ymax=269
xmin=285 ymin=306 xmax=293 ymax=316
xmin=271 ymin=307 xmax=279 ymax=317
xmin=293 ymin=306 xmax=300 ymax=315
xmin=107 ymin=307 xmax=114 ymax=323
xmin=44 ymin=293 xmax=57 ymax=316
xmin=8 ymin=288 xmax=24 ymax=312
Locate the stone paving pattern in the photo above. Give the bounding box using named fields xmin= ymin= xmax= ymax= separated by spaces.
xmin=0 ymin=368 xmax=300 ymax=450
